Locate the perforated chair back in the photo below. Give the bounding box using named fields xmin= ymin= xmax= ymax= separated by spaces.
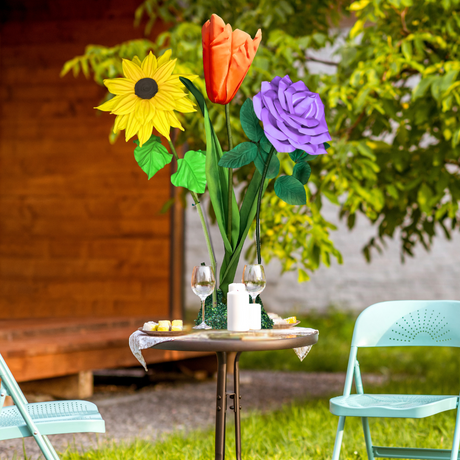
xmin=351 ymin=300 xmax=460 ymax=348
xmin=329 ymin=300 xmax=460 ymax=460
xmin=0 ymin=353 xmax=104 ymax=459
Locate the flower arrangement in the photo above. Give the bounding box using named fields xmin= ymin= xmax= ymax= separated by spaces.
xmin=95 ymin=14 xmax=331 ymax=329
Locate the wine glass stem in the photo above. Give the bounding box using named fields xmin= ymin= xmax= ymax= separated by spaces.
xmin=201 ymin=299 xmax=206 ymax=324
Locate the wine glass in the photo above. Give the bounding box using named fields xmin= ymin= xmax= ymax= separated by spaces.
xmin=191 ymin=265 xmax=215 ymax=330
xmin=242 ymin=264 xmax=266 ymax=303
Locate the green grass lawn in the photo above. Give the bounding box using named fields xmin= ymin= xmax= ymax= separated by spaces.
xmin=59 ymin=309 xmax=460 ymax=460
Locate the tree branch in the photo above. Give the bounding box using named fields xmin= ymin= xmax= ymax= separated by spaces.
xmin=306 ymin=55 xmax=339 ymax=66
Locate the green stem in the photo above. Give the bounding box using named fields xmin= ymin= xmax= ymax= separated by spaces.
xmin=168 ymin=140 xmax=217 ymax=306
xmin=256 ymin=147 xmax=276 ymax=265
xmin=225 ymin=104 xmax=234 ymax=246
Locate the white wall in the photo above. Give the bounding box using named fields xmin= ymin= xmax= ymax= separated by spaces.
xmin=184 ymin=197 xmax=460 ymax=315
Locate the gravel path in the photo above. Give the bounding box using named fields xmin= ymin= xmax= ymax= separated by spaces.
xmin=0 ymin=371 xmax=382 ymax=459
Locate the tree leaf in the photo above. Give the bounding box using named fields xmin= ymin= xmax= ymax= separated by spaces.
xmin=254 ymin=147 xmax=280 ymax=179
xmin=171 ymin=150 xmax=207 ymax=193
xmin=413 ymin=76 xmax=437 ymax=100
xmin=274 ymin=176 xmax=306 ymax=205
xmin=218 ymin=142 xmax=258 ymax=168
xmin=134 ymin=135 xmax=172 ymax=179
xmin=293 ymin=161 xmax=312 ymax=185
xmin=240 ymin=98 xmax=264 ymax=142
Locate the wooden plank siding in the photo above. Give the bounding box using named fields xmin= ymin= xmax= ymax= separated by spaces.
xmin=0 ymin=0 xmax=183 ymax=320
xmin=0 ymin=0 xmax=192 ymax=380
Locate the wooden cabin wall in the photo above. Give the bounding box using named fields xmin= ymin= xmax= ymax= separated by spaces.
xmin=0 ymin=0 xmax=184 ymax=320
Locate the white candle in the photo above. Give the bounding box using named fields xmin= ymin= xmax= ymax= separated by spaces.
xmin=247 ymin=303 xmax=262 ymax=330
xmin=227 ymin=283 xmax=250 ymax=331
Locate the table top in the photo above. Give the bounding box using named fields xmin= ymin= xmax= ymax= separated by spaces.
xmin=152 ymin=329 xmax=319 ymax=353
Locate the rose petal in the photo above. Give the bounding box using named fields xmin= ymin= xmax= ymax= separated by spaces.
xmin=253 ymin=93 xmax=263 ymax=119
xmin=263 ymin=91 xmax=282 ymax=119
xmin=261 ymin=81 xmax=272 ymax=93
xmin=265 ymin=131 xmax=296 ymax=153
xmin=278 ymin=78 xmax=290 ymax=111
xmin=261 ymin=108 xmax=287 ymax=141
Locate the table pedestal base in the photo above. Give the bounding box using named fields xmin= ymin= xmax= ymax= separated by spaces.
xmin=215 ymin=351 xmax=242 ymax=460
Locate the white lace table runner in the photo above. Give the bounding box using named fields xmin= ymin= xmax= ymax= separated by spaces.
xmin=129 ymin=327 xmax=317 ymax=371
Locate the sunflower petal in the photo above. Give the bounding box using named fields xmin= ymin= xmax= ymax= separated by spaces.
xmin=122 ymin=59 xmax=145 ymax=81
xmin=138 ymin=120 xmax=154 ymax=146
xmin=141 ymin=52 xmax=158 ymax=78
xmin=157 ymin=49 xmax=172 ymax=67
xmin=174 ymin=97 xmax=196 ymax=113
xmin=166 ymin=74 xmax=199 ymax=86
xmin=104 ymin=78 xmax=135 ymax=96
xmin=153 ymin=59 xmax=177 ymax=84
xmin=95 ymin=96 xmax=119 ymax=112
xmin=153 ymin=110 xmax=171 ymax=139
xmin=166 ymin=111 xmax=184 ymax=130
xmin=111 ymin=94 xmax=138 ymax=115
xmin=135 ymin=99 xmax=155 ymax=124
xmin=132 ymin=56 xmax=142 ymax=67
xmin=158 ymin=82 xmax=188 ymax=97
xmin=149 ymin=99 xmax=157 ymax=119
xmin=152 ymin=92 xmax=176 ymax=111
xmin=113 ymin=114 xmax=129 ymax=133
xmin=125 ymin=111 xmax=141 ymax=141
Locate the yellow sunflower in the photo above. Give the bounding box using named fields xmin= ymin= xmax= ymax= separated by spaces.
xmin=95 ymin=50 xmax=197 ymax=146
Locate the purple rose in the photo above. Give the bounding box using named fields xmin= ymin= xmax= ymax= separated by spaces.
xmin=253 ymin=75 xmax=331 ymax=154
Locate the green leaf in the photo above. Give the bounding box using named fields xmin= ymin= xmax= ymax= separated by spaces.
xmin=218 ymin=142 xmax=258 ymax=168
xmin=289 ymin=149 xmax=317 ymax=163
xmin=357 ymin=142 xmax=376 ymax=160
xmin=349 ymin=0 xmax=370 ymax=11
xmin=350 ymin=19 xmax=365 ymax=39
xmin=401 ymin=41 xmax=413 ymax=61
xmin=413 ymin=76 xmax=437 ymax=100
xmin=289 ymin=149 xmax=307 ymax=162
xmin=254 ymin=147 xmax=280 ymax=179
xmin=324 ymin=142 xmax=331 ymax=150
xmin=274 ymin=176 xmax=306 ymax=205
xmin=219 ymin=170 xmax=268 ymax=295
xmin=134 ymin=135 xmax=172 ymax=179
xmin=259 ymin=134 xmax=273 ymax=153
xmin=180 ymin=77 xmax=240 ymax=255
xmin=418 ymin=183 xmax=434 ymax=214
xmin=293 ymin=162 xmax=312 ymax=185
xmin=171 ymin=150 xmax=206 ymax=193
xmin=240 ymin=99 xmax=264 ymax=142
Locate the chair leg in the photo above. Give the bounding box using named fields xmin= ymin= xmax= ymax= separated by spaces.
xmin=43 ymin=435 xmax=61 ymax=460
xmin=361 ymin=417 xmax=374 ymax=460
xmin=32 ymin=432 xmax=58 ymax=460
xmin=332 ymin=416 xmax=346 ymax=460
xmin=450 ymin=404 xmax=460 ymax=460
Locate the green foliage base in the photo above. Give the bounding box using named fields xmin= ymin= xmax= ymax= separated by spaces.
xmin=194 ymin=289 xmax=274 ymax=329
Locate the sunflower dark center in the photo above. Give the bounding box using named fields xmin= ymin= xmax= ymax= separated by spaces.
xmin=134 ymin=78 xmax=158 ymax=99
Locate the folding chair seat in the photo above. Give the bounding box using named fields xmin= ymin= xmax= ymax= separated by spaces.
xmin=0 ymin=354 xmax=105 ymax=459
xmin=330 ymin=300 xmax=460 ymax=460
xmin=331 ymin=394 xmax=459 ymax=419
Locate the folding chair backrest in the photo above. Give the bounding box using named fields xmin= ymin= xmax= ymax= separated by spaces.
xmin=351 ymin=300 xmax=460 ymax=348
xmin=0 ymin=354 xmax=28 ymax=406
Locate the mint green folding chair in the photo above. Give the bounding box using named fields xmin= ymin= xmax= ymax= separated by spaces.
xmin=330 ymin=300 xmax=460 ymax=460
xmin=0 ymin=353 xmax=105 ymax=459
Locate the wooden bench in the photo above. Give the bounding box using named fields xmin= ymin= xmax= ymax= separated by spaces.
xmin=0 ymin=317 xmax=212 ymax=398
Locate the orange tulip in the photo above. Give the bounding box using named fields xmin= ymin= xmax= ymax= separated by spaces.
xmin=202 ymin=14 xmax=262 ymax=104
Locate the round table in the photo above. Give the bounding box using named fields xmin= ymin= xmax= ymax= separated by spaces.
xmin=154 ymin=330 xmax=319 ymax=460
